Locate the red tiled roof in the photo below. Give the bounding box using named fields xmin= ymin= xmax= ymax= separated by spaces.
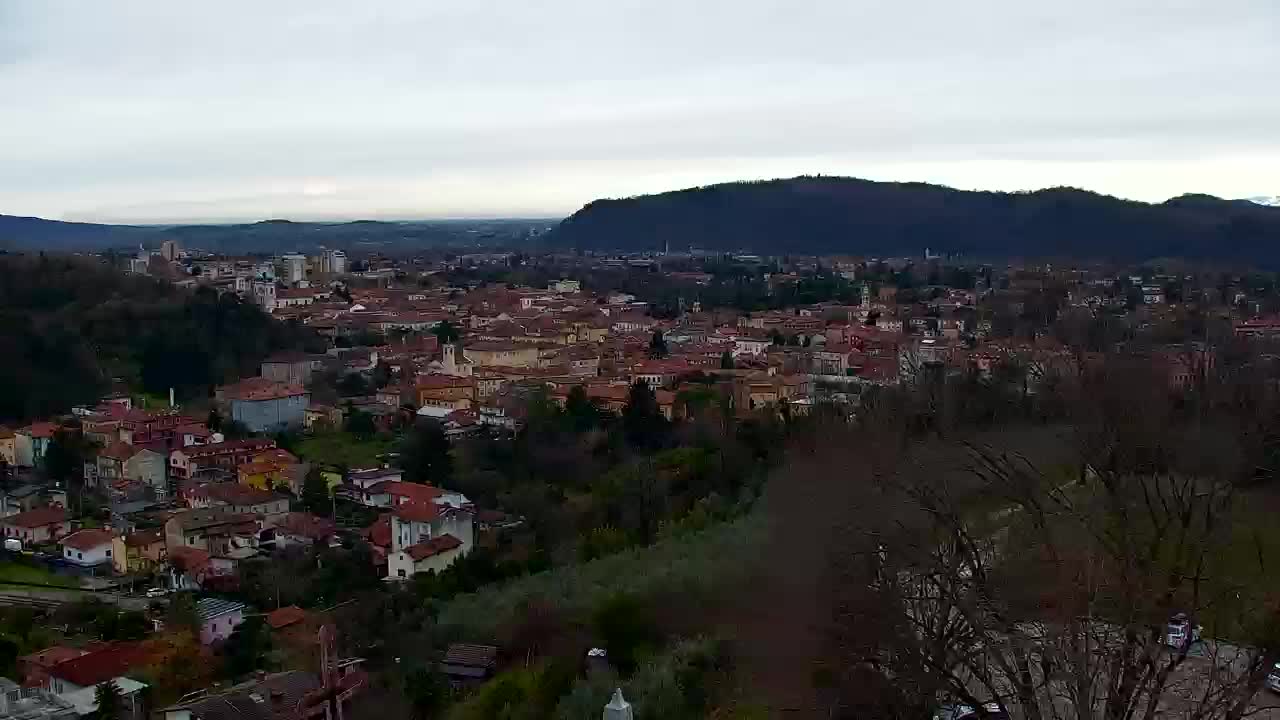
xmin=393 ymin=501 xmax=440 ymax=523
xmin=21 ymin=422 xmax=59 ymax=439
xmin=372 ymin=481 xmax=443 ymax=504
xmin=50 ymin=642 xmax=152 ymax=688
xmin=404 ymin=533 xmax=462 ymax=561
xmin=60 ymin=529 xmax=114 ymax=551
xmin=99 ymin=441 xmax=136 ymax=462
xmin=3 ymin=507 xmax=68 ymax=529
xmin=275 ymin=512 xmax=336 ymax=541
xmin=266 ymin=605 xmax=308 ymax=630
xmin=123 ymin=529 xmax=164 ymax=547
xmin=180 ymin=439 xmax=276 ymax=459
xmin=168 ymin=546 xmax=211 ymax=572
xmin=188 ymin=482 xmax=285 ymax=508
xmin=364 ymin=514 xmax=392 ymax=548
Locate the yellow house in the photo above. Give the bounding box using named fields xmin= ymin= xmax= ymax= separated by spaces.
xmin=237 ymin=461 xmax=289 ymax=491
xmin=112 ymin=529 xmax=166 ymax=575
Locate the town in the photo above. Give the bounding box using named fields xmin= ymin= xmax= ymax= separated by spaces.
xmin=3 ymin=242 xmax=1280 ymax=720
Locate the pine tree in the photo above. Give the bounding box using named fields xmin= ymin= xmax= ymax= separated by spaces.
xmin=94 ymin=679 xmax=124 ymax=720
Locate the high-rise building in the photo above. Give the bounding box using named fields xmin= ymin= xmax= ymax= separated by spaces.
xmin=327 ymin=249 xmax=347 ymax=275
xmin=281 ymin=253 xmax=307 ymax=284
xmin=160 ymin=239 xmax=181 ymax=261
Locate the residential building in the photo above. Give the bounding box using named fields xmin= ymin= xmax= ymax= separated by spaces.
xmin=386 ymin=500 xmax=475 ymax=580
xmin=59 ymin=529 xmax=115 ymax=568
xmin=164 ymin=509 xmax=259 ymax=558
xmin=226 ymin=382 xmax=310 ymax=432
xmin=112 ymin=529 xmax=166 ymax=575
xmin=261 ymin=352 xmax=329 ymax=385
xmin=170 ymin=438 xmax=277 ymax=481
xmin=196 ymin=598 xmax=246 ymax=645
xmin=160 ymin=239 xmax=180 ymax=261
xmin=159 ymin=668 xmax=365 ymax=720
xmin=41 ymin=642 xmax=152 ymax=699
xmin=14 ymin=422 xmax=57 ymax=467
xmin=267 ymin=512 xmax=337 ymax=548
xmin=0 ymin=426 xmax=15 ymax=466
xmin=184 ymin=483 xmax=289 ymax=519
xmin=281 ymin=253 xmax=307 ymax=284
xmin=1 ymin=507 xmax=70 ymax=546
xmin=0 ymin=677 xmax=77 ymax=719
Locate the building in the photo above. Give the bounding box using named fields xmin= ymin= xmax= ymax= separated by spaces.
xmin=159 ymin=667 xmax=365 ymax=720
xmin=184 ymin=483 xmax=290 ymax=519
xmin=59 ymin=529 xmax=115 ymax=568
xmin=196 ymin=598 xmax=246 ymax=645
xmin=261 ymin=352 xmax=329 ymax=385
xmin=1 ymin=507 xmax=70 ymax=546
xmin=14 ymin=422 xmax=58 ymax=468
xmin=440 ymin=644 xmax=498 ymax=687
xmin=170 ymin=438 xmax=277 ymax=481
xmin=41 ymin=642 xmax=152 ymax=700
xmin=0 ymin=426 xmax=16 ymax=466
xmin=227 ymin=383 xmax=310 ymax=433
xmin=386 ymin=500 xmax=475 ymax=580
xmin=160 ymin=239 xmax=181 ymax=261
xmin=251 ymin=280 xmax=277 ymax=312
xmin=112 ymin=529 xmax=166 ymax=575
xmin=164 ymin=509 xmax=259 ymax=558
xmin=321 ymin=249 xmax=348 ymax=275
xmin=281 ymin=253 xmax=307 ymax=284
xmin=548 ymin=279 xmax=581 ymax=293
xmin=0 ymin=677 xmax=78 ymax=719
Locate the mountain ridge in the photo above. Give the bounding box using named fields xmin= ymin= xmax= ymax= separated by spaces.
xmin=551 ymin=176 xmax=1280 ymax=264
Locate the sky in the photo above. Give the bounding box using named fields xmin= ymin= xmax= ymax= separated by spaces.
xmin=2 ymin=1 xmax=1278 ymax=224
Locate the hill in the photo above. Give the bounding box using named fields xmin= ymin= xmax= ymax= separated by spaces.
xmin=0 ymin=215 xmax=553 ymax=254
xmin=0 ymin=255 xmax=321 ymax=421
xmin=551 ymin=176 xmax=1280 ymax=264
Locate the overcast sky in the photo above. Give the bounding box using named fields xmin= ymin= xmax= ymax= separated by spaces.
xmin=2 ymin=1 xmax=1277 ymax=223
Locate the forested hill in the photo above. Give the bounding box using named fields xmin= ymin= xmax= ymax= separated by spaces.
xmin=551 ymin=176 xmax=1280 ymax=264
xmin=0 ymin=255 xmax=321 ymax=422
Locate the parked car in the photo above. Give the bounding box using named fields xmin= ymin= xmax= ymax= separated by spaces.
xmin=144 ymin=587 xmax=169 ymax=599
xmin=1165 ymin=613 xmax=1202 ymax=648
xmin=1266 ymin=662 xmax=1280 ymax=692
xmin=934 ymin=702 xmax=1009 ymax=720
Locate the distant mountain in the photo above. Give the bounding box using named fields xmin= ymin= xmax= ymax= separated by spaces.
xmin=1245 ymin=196 xmax=1280 ymax=208
xmin=0 ymin=215 xmax=553 ymax=253
xmin=551 ymin=176 xmax=1280 ymax=265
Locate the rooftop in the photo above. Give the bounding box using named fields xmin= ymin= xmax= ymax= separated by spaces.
xmin=196 ymin=597 xmax=246 ymax=622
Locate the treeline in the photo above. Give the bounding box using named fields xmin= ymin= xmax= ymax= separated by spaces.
xmin=551 ymin=176 xmax=1280 ymax=264
xmin=0 ymin=254 xmax=320 ymax=421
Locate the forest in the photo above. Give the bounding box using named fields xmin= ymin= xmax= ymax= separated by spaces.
xmin=552 ymin=176 xmax=1280 ymax=264
xmin=0 ymin=254 xmax=319 ymax=421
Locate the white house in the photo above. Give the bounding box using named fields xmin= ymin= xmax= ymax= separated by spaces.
xmin=196 ymin=597 xmax=246 ymax=645
xmin=386 ymin=501 xmax=475 ymax=580
xmin=59 ymin=529 xmax=115 ymax=567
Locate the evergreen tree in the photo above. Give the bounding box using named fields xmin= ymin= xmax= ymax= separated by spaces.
xmin=432 ymin=319 xmax=461 ymax=345
xmin=398 ymin=419 xmax=453 ymax=484
xmin=622 ymin=380 xmax=668 ymax=450
xmin=93 ymin=679 xmax=124 ymax=720
xmin=301 ymin=466 xmax=331 ymax=515
xmin=719 ymin=350 xmax=735 ymax=370
xmin=648 ymin=329 xmax=669 ymax=359
xmin=563 ymin=385 xmax=598 ymax=433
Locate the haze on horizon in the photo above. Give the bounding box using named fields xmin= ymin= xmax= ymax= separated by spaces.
xmin=2 ymin=1 xmax=1277 ymax=225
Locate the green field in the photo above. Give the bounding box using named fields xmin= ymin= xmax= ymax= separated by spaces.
xmin=0 ymin=562 xmax=80 ymax=588
xmin=296 ymin=431 xmax=395 ymax=469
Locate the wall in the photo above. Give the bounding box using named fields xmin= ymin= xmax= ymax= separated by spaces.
xmin=231 ymin=394 xmax=310 ymax=432
xmin=63 ymin=541 xmax=111 ymax=567
xmin=199 ymin=609 xmax=244 ymax=645
xmin=125 ymin=451 xmax=168 ymax=498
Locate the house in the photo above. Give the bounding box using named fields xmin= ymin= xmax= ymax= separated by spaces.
xmin=441 ymin=644 xmax=498 ymax=687
xmin=14 ymin=422 xmax=58 ymax=467
xmin=59 ymin=528 xmax=115 ymax=568
xmin=1 ymin=507 xmax=70 ymax=545
xmin=267 ymin=512 xmax=337 ymax=548
xmin=463 ymin=341 xmax=541 ymax=369
xmin=43 ymin=641 xmax=152 ymax=697
xmin=164 ymin=509 xmax=259 ymax=558
xmin=169 ymin=439 xmax=277 ymax=481
xmin=112 ymin=529 xmax=166 ymax=575
xmin=167 ymin=546 xmax=216 ymax=590
xmin=124 ymin=448 xmax=169 ymax=499
xmin=17 ymin=646 xmax=89 ymax=689
xmin=159 ymin=668 xmax=364 ymax=720
xmin=184 ymin=483 xmax=290 ymax=519
xmin=0 ymin=483 xmax=46 ymax=517
xmin=386 ymin=501 xmax=475 ymax=580
xmin=226 ymin=382 xmax=310 ymax=433
xmin=415 ymin=374 xmax=476 ymax=411
xmin=261 ymin=352 xmax=329 ymax=385
xmin=265 ymin=605 xmax=309 ymax=634
xmin=196 ymin=597 xmax=246 ymax=645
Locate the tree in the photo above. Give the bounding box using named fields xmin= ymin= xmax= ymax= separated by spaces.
xmin=93 ymin=679 xmax=124 ymax=720
xmin=301 ymin=466 xmax=331 ymax=515
xmin=223 ymin=617 xmax=272 ymax=679
xmin=433 ymin=319 xmax=461 ymax=345
xmin=593 ymin=593 xmax=661 ymax=675
xmin=564 ymin=385 xmax=598 ymax=433
xmin=43 ymin=428 xmax=91 ymax=486
xmin=720 ymin=350 xmax=735 ymax=370
xmin=206 ymin=408 xmax=223 ymax=432
xmin=398 ymin=419 xmax=453 ymax=485
xmin=649 ymin=329 xmax=669 ymax=359
xmin=372 ymin=360 xmax=393 ymax=389
xmin=344 ymin=404 xmax=377 ymax=440
xmin=770 ymin=329 xmax=785 ymax=346
xmin=622 ymin=380 xmax=668 ymax=451
xmin=165 ymin=592 xmax=200 ymax=635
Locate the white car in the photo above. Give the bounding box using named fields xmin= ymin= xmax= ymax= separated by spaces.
xmin=934 ymin=702 xmax=1009 ymax=720
xmin=1266 ymin=663 xmax=1280 ymax=692
xmin=144 ymin=587 xmax=169 ymax=599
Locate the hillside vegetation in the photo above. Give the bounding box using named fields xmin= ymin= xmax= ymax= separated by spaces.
xmin=0 ymin=254 xmax=318 ymax=421
xmin=552 ymin=176 xmax=1280 ymax=264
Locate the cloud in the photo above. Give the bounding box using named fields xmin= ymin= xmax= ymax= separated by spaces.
xmin=1 ymin=0 xmax=1277 ymax=222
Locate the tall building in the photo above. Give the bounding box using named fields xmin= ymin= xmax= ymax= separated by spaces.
xmin=328 ymin=249 xmax=347 ymax=275
xmin=160 ymin=239 xmax=181 ymax=261
xmin=281 ymin=253 xmax=307 ymax=284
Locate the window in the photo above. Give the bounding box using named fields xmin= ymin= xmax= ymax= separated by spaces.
xmin=106 ymin=549 xmax=111 ymax=557
xmin=76 ymin=551 xmax=82 ymax=560
xmin=398 ymin=568 xmax=406 ymax=577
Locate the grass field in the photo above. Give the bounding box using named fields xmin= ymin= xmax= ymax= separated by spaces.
xmin=0 ymin=561 xmax=79 ymax=588
xmin=296 ymin=431 xmax=395 ymax=469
